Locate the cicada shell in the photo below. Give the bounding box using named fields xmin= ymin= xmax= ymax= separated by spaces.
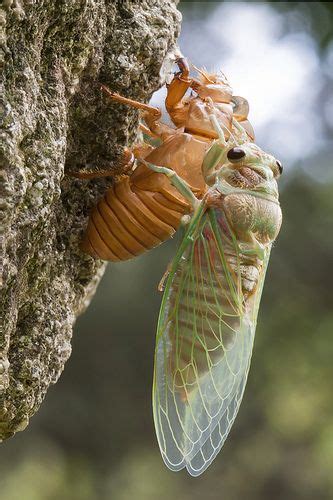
xmin=79 ymin=60 xmax=255 ymax=261
xmin=75 ymin=57 xmax=283 ymax=476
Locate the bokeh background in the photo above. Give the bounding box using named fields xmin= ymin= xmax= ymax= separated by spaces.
xmin=1 ymin=2 xmax=333 ymax=499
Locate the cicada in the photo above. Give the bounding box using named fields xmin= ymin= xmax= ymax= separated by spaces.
xmin=75 ymin=58 xmax=255 ymax=261
xmin=75 ymin=58 xmax=283 ymax=475
xmin=149 ymin=119 xmax=282 ymax=476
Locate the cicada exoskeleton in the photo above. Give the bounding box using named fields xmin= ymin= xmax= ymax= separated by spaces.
xmin=77 ymin=59 xmax=255 ymax=261
xmin=75 ymin=57 xmax=283 ymax=476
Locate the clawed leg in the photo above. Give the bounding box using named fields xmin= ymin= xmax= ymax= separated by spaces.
xmin=101 ymin=84 xmax=175 ymax=141
xmin=101 ymin=84 xmax=160 ymax=115
xmin=139 ymin=123 xmax=159 ymax=139
xmin=68 ymin=148 xmax=134 ymax=180
xmin=100 ymin=56 xmax=193 ymax=141
xmin=201 ymin=113 xmax=228 ymax=185
xmin=165 ymin=57 xmax=192 ymax=124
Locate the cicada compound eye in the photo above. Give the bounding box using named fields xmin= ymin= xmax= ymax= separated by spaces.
xmin=227 ymin=147 xmax=246 ymax=162
xmin=276 ymin=160 xmax=283 ymax=175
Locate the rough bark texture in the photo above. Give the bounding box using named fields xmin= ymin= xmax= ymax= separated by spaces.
xmin=0 ymin=0 xmax=180 ymax=440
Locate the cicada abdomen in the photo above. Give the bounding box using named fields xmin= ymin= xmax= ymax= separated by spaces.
xmin=81 ymin=162 xmax=194 ymax=261
xmin=80 ymin=59 xmax=255 ymax=262
xmin=80 ymin=134 xmax=209 ymax=261
xmin=167 ymin=208 xmax=260 ymax=394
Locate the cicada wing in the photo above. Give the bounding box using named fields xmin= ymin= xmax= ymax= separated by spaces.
xmin=153 ymin=207 xmax=271 ymax=476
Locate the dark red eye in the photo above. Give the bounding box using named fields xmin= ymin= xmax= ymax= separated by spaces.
xmin=227 ymin=147 xmax=246 ymax=161
xmin=276 ymin=160 xmax=283 ymax=175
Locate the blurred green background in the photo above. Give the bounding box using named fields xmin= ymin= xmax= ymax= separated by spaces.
xmin=1 ymin=2 xmax=333 ymax=499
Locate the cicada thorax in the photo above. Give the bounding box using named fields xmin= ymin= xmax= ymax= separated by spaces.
xmin=183 ymin=99 xmax=233 ymax=140
xmin=175 ymin=68 xmax=255 ymax=142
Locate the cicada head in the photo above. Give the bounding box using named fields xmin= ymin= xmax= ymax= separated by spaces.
xmin=212 ymin=141 xmax=283 ymax=248
xmin=216 ymin=141 xmax=283 ymax=200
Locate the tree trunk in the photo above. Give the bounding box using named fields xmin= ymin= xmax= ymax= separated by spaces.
xmin=0 ymin=0 xmax=180 ymax=440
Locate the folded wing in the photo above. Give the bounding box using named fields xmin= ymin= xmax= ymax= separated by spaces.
xmin=153 ymin=208 xmax=270 ymax=476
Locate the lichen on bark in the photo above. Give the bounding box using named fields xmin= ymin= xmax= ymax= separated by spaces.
xmin=0 ymin=0 xmax=180 ymax=440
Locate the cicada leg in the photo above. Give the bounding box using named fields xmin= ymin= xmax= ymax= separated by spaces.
xmin=101 ymin=84 xmax=175 ymax=141
xmin=100 ymin=84 xmax=160 ymax=115
xmin=201 ymin=114 xmax=228 ymax=185
xmin=67 ymin=148 xmax=135 ymax=179
xmin=141 ymin=144 xmax=202 ymax=293
xmin=142 ymin=160 xmax=200 ymax=210
xmin=165 ymin=57 xmax=192 ymax=125
xmin=141 ymin=111 xmax=176 ymax=141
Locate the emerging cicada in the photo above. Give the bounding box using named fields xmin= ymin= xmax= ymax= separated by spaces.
xmin=75 ymin=58 xmax=283 ymax=476
xmin=78 ymin=59 xmax=254 ymax=261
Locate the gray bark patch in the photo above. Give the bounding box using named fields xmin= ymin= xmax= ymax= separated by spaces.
xmin=0 ymin=0 xmax=180 ymax=440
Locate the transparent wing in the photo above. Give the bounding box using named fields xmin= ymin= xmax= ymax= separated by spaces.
xmin=153 ymin=206 xmax=271 ymax=476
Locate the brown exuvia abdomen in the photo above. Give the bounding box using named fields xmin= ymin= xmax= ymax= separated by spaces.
xmin=81 ymin=163 xmax=193 ymax=261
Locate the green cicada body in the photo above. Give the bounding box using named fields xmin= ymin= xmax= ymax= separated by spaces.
xmin=149 ymin=121 xmax=283 ymax=476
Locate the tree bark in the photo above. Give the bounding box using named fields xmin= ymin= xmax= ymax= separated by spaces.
xmin=0 ymin=0 xmax=180 ymax=440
